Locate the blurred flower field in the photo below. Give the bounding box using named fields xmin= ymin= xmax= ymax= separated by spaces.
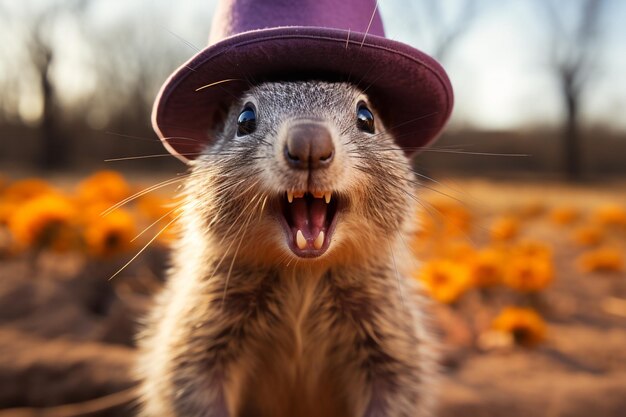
xmin=412 ymin=188 xmax=625 ymax=351
xmin=0 ymin=171 xmax=625 ymax=416
xmin=0 ymin=171 xmax=178 ymax=260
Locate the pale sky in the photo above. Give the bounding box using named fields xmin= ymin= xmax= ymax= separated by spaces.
xmin=379 ymin=0 xmax=626 ymax=130
xmin=1 ymin=0 xmax=625 ymax=131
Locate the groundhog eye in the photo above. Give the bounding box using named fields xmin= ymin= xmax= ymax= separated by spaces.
xmin=237 ymin=104 xmax=257 ymax=136
xmin=356 ymin=102 xmax=375 ymax=134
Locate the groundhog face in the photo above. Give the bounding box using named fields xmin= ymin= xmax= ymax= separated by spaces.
xmin=187 ymin=81 xmax=415 ymax=266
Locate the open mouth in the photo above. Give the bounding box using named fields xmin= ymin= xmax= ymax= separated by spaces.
xmin=278 ymin=190 xmax=339 ymax=258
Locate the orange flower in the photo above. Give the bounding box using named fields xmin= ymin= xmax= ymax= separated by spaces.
xmin=0 ymin=202 xmax=18 ymax=226
xmin=439 ymin=240 xmax=477 ymax=262
xmin=571 ymin=225 xmax=604 ymax=247
xmin=510 ymin=240 xmax=553 ymax=259
xmin=503 ymin=255 xmax=554 ymax=292
xmin=468 ymin=248 xmax=504 ymax=287
xmin=416 ymin=259 xmax=472 ymax=304
xmin=430 ymin=199 xmax=472 ymax=237
xmin=76 ymin=170 xmax=132 ymax=205
xmin=593 ymin=205 xmax=626 ymax=228
xmin=8 ymin=193 xmax=78 ymax=252
xmin=577 ymin=247 xmax=624 ymax=273
xmin=83 ymin=209 xmax=137 ymax=258
xmin=2 ymin=178 xmax=54 ymax=203
xmin=136 ymin=194 xmax=183 ymax=246
xmin=490 ymin=216 xmax=520 ymax=241
xmin=492 ymin=307 xmax=546 ymax=347
xmin=549 ymin=207 xmax=579 ymax=226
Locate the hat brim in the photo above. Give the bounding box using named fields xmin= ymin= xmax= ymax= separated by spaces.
xmin=153 ymin=27 xmax=453 ymax=162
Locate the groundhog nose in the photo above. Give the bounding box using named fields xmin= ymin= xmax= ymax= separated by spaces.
xmin=284 ymin=122 xmax=335 ymax=170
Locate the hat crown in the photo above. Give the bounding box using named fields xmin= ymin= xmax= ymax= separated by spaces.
xmin=209 ymin=0 xmax=384 ymax=45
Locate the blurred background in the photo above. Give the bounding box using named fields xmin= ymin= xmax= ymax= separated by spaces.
xmin=0 ymin=1 xmax=625 ymax=416
xmin=1 ymin=0 xmax=625 ymax=178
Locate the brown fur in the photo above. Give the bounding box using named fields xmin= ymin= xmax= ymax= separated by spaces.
xmin=137 ymin=81 xmax=439 ymax=417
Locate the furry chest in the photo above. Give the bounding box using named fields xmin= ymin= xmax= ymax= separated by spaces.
xmin=224 ymin=273 xmax=367 ymax=417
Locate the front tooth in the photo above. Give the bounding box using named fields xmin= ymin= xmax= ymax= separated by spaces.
xmin=312 ymin=191 xmax=324 ymax=199
xmin=296 ymin=230 xmax=307 ymax=250
xmin=314 ymin=231 xmax=324 ymax=250
xmin=287 ymin=191 xmax=293 ymax=203
xmin=324 ymin=192 xmax=332 ymax=204
xmin=294 ymin=191 xmax=305 ymax=198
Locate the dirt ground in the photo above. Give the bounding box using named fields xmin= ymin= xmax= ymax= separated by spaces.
xmin=0 ymin=178 xmax=625 ymax=417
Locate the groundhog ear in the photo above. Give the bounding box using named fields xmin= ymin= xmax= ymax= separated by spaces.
xmin=157 ymin=104 xmax=229 ymax=165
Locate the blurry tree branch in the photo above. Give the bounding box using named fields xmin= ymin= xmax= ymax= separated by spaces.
xmin=81 ymin=22 xmax=181 ymax=129
xmin=402 ymin=0 xmax=478 ymax=62
xmin=538 ymin=0 xmax=607 ymax=180
xmin=29 ymin=13 xmax=63 ymax=170
xmin=0 ymin=0 xmax=203 ymax=167
xmin=74 ymin=2 xmax=202 ymax=136
xmin=424 ymin=0 xmax=477 ymax=62
xmin=1 ymin=0 xmax=89 ymax=170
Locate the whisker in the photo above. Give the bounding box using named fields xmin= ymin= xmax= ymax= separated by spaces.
xmin=354 ymin=163 xmax=478 ymax=244
xmin=196 ymin=78 xmax=243 ymax=92
xmin=105 ymin=153 xmax=202 ymax=162
xmin=410 ymin=189 xmax=479 ymax=246
xmin=109 ymin=208 xmax=186 ymax=281
xmin=210 ymin=182 xmax=263 ymax=249
xmin=371 ymin=112 xmax=440 ymax=137
xmin=408 ymin=170 xmax=478 ymax=204
xmin=104 ymin=131 xmax=160 ymax=143
xmin=161 ymin=26 xmax=202 ymax=52
xmin=360 ymin=0 xmax=379 ymax=47
xmin=131 ymin=204 xmax=182 ymax=243
xmin=365 ymin=163 xmax=468 ymax=206
xmin=102 ymin=174 xmax=190 ymax=216
xmin=411 ymin=149 xmax=530 ymax=157
xmin=348 ymin=143 xmax=529 ymax=158
xmin=258 ymin=195 xmax=269 ymax=222
xmin=162 ymin=136 xmax=205 ymax=143
xmin=201 ymin=193 xmax=263 ymax=292
xmin=349 ymin=150 xmax=474 ymax=202
xmin=221 ymin=194 xmax=265 ymax=305
xmin=343 ymin=111 xmax=439 ymax=141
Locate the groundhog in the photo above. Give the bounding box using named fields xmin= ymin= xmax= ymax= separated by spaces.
xmin=137 ymin=80 xmax=440 ymax=417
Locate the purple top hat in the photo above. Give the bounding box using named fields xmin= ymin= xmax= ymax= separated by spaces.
xmin=153 ymin=0 xmax=454 ymax=161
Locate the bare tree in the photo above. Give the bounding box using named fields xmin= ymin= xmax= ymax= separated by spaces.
xmin=539 ymin=0 xmax=607 ymax=180
xmin=0 ymin=0 xmax=210 ymax=167
xmin=69 ymin=0 xmax=211 ymax=139
xmin=423 ymin=0 xmax=477 ymax=62
xmin=397 ymin=0 xmax=478 ymax=63
xmin=0 ymin=1 xmax=88 ymax=170
xmin=81 ymin=20 xmax=192 ymax=130
xmin=28 ymin=13 xmax=64 ymax=170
